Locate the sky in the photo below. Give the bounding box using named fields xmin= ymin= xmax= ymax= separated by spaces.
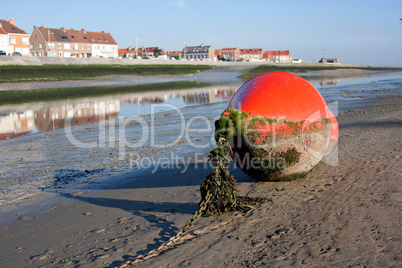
xmin=1 ymin=0 xmax=402 ymax=66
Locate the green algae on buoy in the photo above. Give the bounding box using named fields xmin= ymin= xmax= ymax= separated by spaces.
xmin=216 ymin=72 xmax=338 ymax=181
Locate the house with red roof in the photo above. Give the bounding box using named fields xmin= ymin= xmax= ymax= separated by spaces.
xmin=118 ymin=47 xmax=140 ymax=58
xmin=239 ymin=48 xmax=264 ymax=61
xmin=30 ymin=25 xmax=118 ymax=58
xmin=141 ymin=47 xmax=164 ymax=57
xmin=263 ymin=50 xmax=292 ymax=63
xmin=218 ymin=48 xmax=240 ymax=61
xmin=118 ymin=46 xmax=164 ymax=58
xmin=165 ymin=50 xmax=182 ymax=59
xmin=0 ymin=19 xmax=30 ymax=56
xmin=214 ymin=49 xmax=220 ymax=60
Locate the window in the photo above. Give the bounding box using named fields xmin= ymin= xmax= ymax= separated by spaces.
xmin=71 ymin=35 xmax=75 ymax=39
xmin=83 ymin=36 xmax=87 ymax=39
xmin=64 ymin=43 xmax=70 ymax=49
xmin=98 ymin=38 xmax=101 ymax=42
xmin=104 ymin=39 xmax=108 ymax=42
xmin=61 ymin=35 xmax=68 ymax=40
xmin=10 ymin=37 xmax=16 ymax=44
xmin=58 ymin=43 xmax=61 ymax=49
xmin=39 ymin=43 xmax=43 ymax=49
xmin=31 ymin=44 xmax=34 ymax=49
xmin=91 ymin=38 xmax=95 ymax=41
xmin=22 ymin=38 xmax=29 ymax=44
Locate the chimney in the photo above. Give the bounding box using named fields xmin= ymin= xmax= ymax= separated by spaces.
xmin=201 ymin=43 xmax=204 ymax=47
xmin=60 ymin=27 xmax=66 ymax=32
xmin=8 ymin=19 xmax=16 ymax=26
xmin=81 ymin=29 xmax=86 ymax=35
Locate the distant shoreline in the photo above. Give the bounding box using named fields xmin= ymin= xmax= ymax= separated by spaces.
xmin=0 ymin=57 xmax=401 ymax=84
xmin=1 ymin=55 xmax=401 ymax=68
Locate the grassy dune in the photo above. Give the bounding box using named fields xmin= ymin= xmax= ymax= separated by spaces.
xmin=0 ymin=64 xmax=215 ymax=83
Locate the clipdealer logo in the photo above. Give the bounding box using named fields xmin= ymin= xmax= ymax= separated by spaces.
xmin=65 ymin=101 xmax=338 ymax=172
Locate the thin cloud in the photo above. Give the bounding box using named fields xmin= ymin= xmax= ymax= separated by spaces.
xmin=171 ymin=0 xmax=186 ymax=8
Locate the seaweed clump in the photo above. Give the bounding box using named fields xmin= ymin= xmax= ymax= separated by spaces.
xmin=199 ymin=132 xmax=270 ymax=216
xmin=199 ymin=136 xmax=239 ymax=216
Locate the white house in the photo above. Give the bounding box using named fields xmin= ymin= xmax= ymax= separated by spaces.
xmin=0 ymin=19 xmax=31 ymax=55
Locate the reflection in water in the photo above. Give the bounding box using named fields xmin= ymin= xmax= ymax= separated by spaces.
xmin=301 ymin=70 xmax=402 ymax=88
xmin=318 ymin=79 xmax=339 ymax=87
xmin=0 ymin=84 xmax=239 ymax=140
xmin=0 ymin=111 xmax=35 ymax=140
xmin=34 ymin=100 xmax=121 ymax=133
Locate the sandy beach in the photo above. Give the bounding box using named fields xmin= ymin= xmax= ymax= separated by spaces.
xmin=0 ymin=68 xmax=401 ymax=267
xmin=0 ymin=92 xmax=401 ymax=267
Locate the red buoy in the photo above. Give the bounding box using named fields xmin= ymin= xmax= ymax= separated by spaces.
xmin=216 ymin=72 xmax=338 ymax=181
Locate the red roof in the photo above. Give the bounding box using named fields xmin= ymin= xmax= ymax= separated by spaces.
xmin=166 ymin=50 xmax=182 ymax=54
xmin=221 ymin=48 xmax=238 ymax=51
xmin=118 ymin=48 xmax=138 ymax=54
xmin=263 ymin=50 xmax=290 ymax=59
xmin=86 ymin=31 xmax=117 ymax=45
xmin=239 ymin=48 xmax=263 ymax=55
xmin=37 ymin=26 xmax=117 ymax=45
xmin=142 ymin=47 xmax=160 ymax=53
xmin=0 ymin=19 xmax=28 ymax=34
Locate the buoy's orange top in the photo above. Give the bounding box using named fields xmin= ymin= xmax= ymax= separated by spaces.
xmin=229 ymin=72 xmax=330 ymax=122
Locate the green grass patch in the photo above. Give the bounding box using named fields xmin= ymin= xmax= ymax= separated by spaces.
xmin=0 ymin=64 xmax=215 ymax=83
xmin=0 ymin=80 xmax=211 ymax=105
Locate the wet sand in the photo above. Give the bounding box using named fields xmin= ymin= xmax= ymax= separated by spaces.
xmin=0 ymin=93 xmax=401 ymax=267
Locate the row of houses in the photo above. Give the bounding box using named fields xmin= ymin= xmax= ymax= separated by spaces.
xmin=215 ymin=47 xmax=292 ymax=63
xmin=120 ymin=45 xmax=292 ymax=63
xmin=168 ymin=45 xmax=292 ymax=63
xmin=0 ymin=18 xmax=292 ymax=62
xmin=0 ymin=19 xmax=118 ymax=58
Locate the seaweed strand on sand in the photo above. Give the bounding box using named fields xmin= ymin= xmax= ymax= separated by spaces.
xmin=119 ymin=130 xmax=269 ymax=267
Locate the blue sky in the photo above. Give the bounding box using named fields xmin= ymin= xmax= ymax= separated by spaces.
xmin=2 ymin=0 xmax=402 ymax=66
